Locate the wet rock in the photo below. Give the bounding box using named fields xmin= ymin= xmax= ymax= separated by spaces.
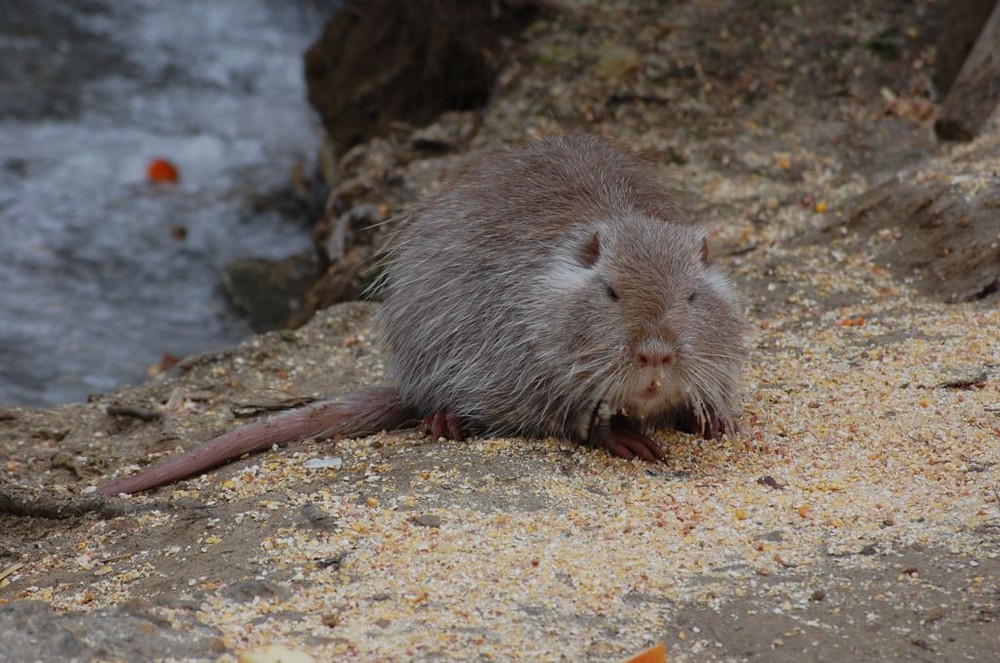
xmin=221 ymin=252 xmax=318 ymax=332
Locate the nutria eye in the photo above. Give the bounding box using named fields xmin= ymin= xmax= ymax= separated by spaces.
xmin=606 ymin=285 xmax=620 ymax=301
xmin=687 ymin=291 xmax=697 ymax=304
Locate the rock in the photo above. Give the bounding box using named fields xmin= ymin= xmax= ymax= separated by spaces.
xmin=409 ymin=111 xmax=480 ymax=154
xmin=222 ymin=579 xmax=292 ymax=603
xmin=0 ymin=599 xmax=224 ymax=661
xmin=298 ymin=503 xmax=339 ymax=531
xmin=807 ymin=134 xmax=1000 ymax=302
xmin=595 ymin=42 xmax=641 ymax=80
xmin=303 ymin=0 xmax=549 ymax=148
xmin=287 ymin=200 xmax=394 ymax=329
xmin=221 ymin=252 xmax=318 ymax=332
xmin=935 ymin=0 xmax=1000 ymax=141
xmin=322 ymin=203 xmax=391 ymax=265
xmin=412 ymin=513 xmax=442 ymax=528
xmin=934 ymin=0 xmax=998 ymax=96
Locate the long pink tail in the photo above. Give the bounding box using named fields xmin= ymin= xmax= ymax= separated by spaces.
xmin=95 ymin=387 xmax=416 ymax=495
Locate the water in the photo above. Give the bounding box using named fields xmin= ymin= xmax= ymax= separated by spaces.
xmin=0 ymin=0 xmax=338 ymax=406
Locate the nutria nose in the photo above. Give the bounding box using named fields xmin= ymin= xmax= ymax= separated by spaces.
xmin=636 ymin=348 xmax=674 ymax=368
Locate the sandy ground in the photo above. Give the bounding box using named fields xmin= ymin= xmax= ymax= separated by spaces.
xmin=2 ymin=0 xmax=999 ymax=661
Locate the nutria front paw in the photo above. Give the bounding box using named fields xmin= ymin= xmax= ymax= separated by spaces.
xmin=590 ymin=412 xmax=665 ymax=462
xmin=420 ymin=409 xmax=476 ymax=441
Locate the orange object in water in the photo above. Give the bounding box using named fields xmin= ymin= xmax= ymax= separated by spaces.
xmin=147 ymin=158 xmax=180 ymax=183
xmin=623 ymin=643 xmax=667 ymax=663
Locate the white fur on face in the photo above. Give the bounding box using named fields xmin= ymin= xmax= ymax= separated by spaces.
xmin=538 ymin=256 xmax=593 ymax=294
xmin=702 ymin=266 xmax=737 ymax=303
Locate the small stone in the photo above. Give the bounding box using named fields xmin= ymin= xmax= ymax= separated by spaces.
xmin=238 ymin=645 xmax=316 ymax=663
xmin=413 ymin=514 xmax=442 ymax=528
xmin=923 ymin=607 xmax=946 ymax=623
xmin=595 ymin=43 xmax=640 ymax=79
xmin=757 ymin=475 xmax=783 ymax=490
xmin=222 ymin=580 xmax=290 ymax=603
xmin=303 ymin=457 xmax=343 ymax=470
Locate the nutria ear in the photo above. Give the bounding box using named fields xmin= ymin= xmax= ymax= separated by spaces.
xmin=579 ymin=231 xmax=601 ymax=268
xmin=700 ymin=237 xmax=711 ymax=265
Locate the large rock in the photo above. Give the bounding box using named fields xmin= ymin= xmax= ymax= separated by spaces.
xmin=303 ymin=0 xmax=548 ymax=148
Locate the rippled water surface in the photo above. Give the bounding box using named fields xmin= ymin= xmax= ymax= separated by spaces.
xmin=0 ymin=0 xmax=336 ymax=405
